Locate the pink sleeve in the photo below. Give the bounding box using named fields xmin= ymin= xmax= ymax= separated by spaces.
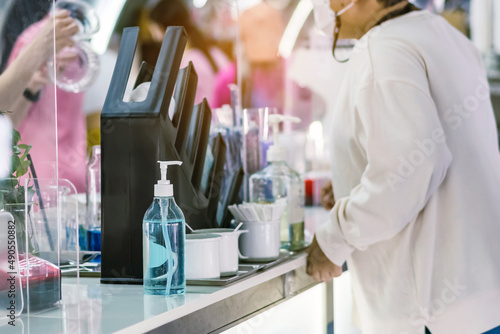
xmin=7 ymin=20 xmax=46 ymax=67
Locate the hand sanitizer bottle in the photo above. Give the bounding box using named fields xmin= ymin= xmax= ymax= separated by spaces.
xmin=143 ymin=161 xmax=186 ymax=295
xmin=249 ymin=115 xmax=306 ymax=251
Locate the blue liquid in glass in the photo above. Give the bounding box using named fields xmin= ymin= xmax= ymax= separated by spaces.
xmin=87 ymin=228 xmax=101 ymax=251
xmin=79 ymin=224 xmax=87 ymax=250
xmin=86 ymin=228 xmax=101 ymax=262
xmin=143 ymin=219 xmax=185 ymax=295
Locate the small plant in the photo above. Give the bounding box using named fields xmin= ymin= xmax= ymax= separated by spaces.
xmin=0 ymin=111 xmax=36 ymax=253
xmin=0 ymin=129 xmax=35 ymax=205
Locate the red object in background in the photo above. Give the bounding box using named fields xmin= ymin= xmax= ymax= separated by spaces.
xmin=0 ymin=254 xmax=61 ymax=312
xmin=0 ymin=268 xmax=10 ymax=291
xmin=19 ymin=254 xmax=61 ymax=311
xmin=305 ymin=179 xmax=313 ymax=207
xmin=304 ymin=173 xmax=331 ymax=207
xmin=18 ymin=254 xmax=60 ymax=287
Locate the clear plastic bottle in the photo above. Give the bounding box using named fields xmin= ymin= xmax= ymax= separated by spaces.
xmin=86 ymin=145 xmax=101 ymax=252
xmin=143 ymin=161 xmax=186 ymax=295
xmin=249 ymin=115 xmax=305 ymax=251
xmin=249 ymin=161 xmax=305 ymax=251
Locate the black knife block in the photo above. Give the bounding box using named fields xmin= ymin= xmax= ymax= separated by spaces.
xmin=100 ymin=26 xmax=228 ymax=284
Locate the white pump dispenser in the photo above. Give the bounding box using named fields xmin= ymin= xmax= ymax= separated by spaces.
xmin=266 ymin=115 xmax=301 ymax=162
xmin=155 ymin=161 xmax=182 ymax=197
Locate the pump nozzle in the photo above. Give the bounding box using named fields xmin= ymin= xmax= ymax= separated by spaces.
xmin=156 ymin=161 xmax=182 ymax=197
xmin=267 ymin=115 xmax=301 ymax=162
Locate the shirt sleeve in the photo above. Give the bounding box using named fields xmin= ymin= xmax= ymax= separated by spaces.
xmin=316 ymin=79 xmax=453 ymax=266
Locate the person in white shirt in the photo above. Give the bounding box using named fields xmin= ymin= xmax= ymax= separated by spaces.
xmin=306 ymin=1 xmax=500 ymax=333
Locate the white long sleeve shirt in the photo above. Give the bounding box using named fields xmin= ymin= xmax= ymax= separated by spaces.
xmin=316 ymin=10 xmax=500 ymax=334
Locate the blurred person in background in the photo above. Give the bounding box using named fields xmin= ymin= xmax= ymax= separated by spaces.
xmin=0 ymin=4 xmax=74 ymax=180
xmin=0 ymin=0 xmax=53 ymax=73
xmin=83 ymin=36 xmax=119 ymax=150
xmin=239 ymin=1 xmax=285 ymax=111
xmin=0 ymin=10 xmax=77 ymax=113
xmin=5 ymin=9 xmax=87 ymax=192
xmin=138 ymin=0 xmax=230 ymax=108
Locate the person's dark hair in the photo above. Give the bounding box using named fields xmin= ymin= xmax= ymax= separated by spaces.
xmin=0 ymin=0 xmax=52 ymax=73
xmin=150 ymin=0 xmax=218 ymax=73
xmin=377 ymin=0 xmax=406 ymax=7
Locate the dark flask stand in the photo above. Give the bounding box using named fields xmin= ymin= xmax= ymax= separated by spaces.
xmin=100 ymin=26 xmax=233 ymax=284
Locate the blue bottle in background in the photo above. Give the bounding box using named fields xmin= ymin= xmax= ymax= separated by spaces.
xmin=86 ymin=145 xmax=101 ymax=257
xmin=143 ymin=161 xmax=186 ymax=295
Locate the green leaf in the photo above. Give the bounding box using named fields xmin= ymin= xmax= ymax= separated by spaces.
xmin=2 ymin=127 xmax=35 ymax=206
xmin=20 ymin=147 xmax=31 ymax=161
xmin=8 ymin=178 xmax=18 ymax=189
xmin=10 ymin=155 xmax=21 ymax=175
xmin=15 ymin=160 xmax=31 ymax=178
xmin=12 ymin=129 xmax=21 ymax=146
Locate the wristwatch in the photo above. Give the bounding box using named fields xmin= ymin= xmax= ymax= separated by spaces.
xmin=23 ymin=88 xmax=41 ymax=102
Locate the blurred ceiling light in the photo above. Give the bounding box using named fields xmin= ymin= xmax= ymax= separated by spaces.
xmin=238 ymin=0 xmax=262 ymax=12
xmin=434 ymin=0 xmax=445 ymax=12
xmin=307 ymin=120 xmax=325 ymax=156
xmin=278 ymin=0 xmax=313 ymax=58
xmin=307 ymin=121 xmax=323 ymax=141
xmin=267 ymin=0 xmax=294 ymax=10
xmin=88 ymin=0 xmax=127 ymax=54
xmin=231 ymin=0 xmax=262 ymax=21
xmin=193 ymin=0 xmax=208 ymax=8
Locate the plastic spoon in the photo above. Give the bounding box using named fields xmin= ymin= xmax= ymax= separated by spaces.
xmin=234 ymin=222 xmax=243 ymax=232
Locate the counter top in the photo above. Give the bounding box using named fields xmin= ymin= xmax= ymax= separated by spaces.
xmin=2 ymin=208 xmax=329 ymax=334
xmin=3 ymin=253 xmax=315 ymax=334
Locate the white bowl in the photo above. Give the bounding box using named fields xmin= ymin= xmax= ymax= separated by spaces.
xmin=185 ymin=234 xmax=221 ymax=279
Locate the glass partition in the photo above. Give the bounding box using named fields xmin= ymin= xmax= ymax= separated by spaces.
xmin=0 ymin=0 xmax=95 ymax=330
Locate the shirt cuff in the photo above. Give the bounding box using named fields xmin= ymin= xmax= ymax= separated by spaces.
xmin=315 ymin=199 xmax=355 ymax=266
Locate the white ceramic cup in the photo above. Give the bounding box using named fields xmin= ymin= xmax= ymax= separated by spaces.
xmin=239 ymin=220 xmax=280 ymax=262
xmin=192 ymin=228 xmax=248 ymax=276
xmin=185 ymin=234 xmax=221 ymax=279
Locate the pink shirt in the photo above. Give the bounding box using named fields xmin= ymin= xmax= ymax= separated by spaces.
xmin=213 ymin=62 xmax=236 ymax=109
xmin=8 ymin=20 xmax=87 ymax=192
xmin=180 ymin=47 xmax=230 ymax=109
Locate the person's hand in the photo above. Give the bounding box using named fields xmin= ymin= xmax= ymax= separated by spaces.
xmin=32 ymin=10 xmax=79 ymax=59
xmin=320 ymin=180 xmax=335 ymax=210
xmin=306 ymin=236 xmax=342 ymax=282
xmin=27 ymin=65 xmax=50 ymax=93
xmin=53 ymin=49 xmax=80 ymax=75
xmin=27 ymin=50 xmax=78 ymax=93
